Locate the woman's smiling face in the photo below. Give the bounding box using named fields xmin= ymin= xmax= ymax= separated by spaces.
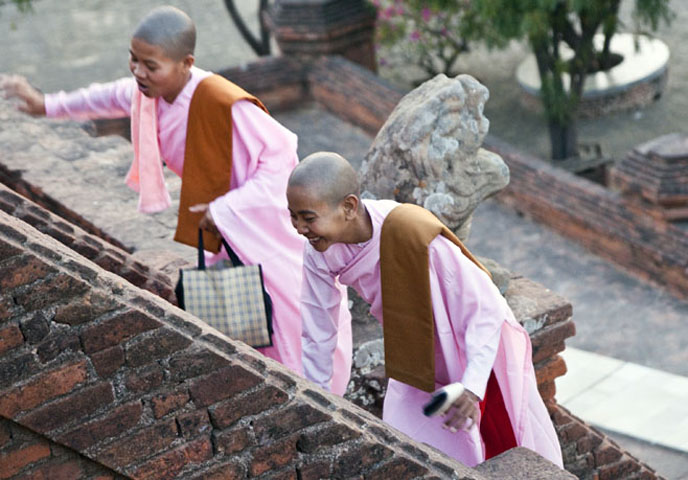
xmin=287 ymin=185 xmax=349 ymax=253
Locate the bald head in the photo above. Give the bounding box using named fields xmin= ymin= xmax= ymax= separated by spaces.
xmin=289 ymin=152 xmax=360 ymax=207
xmin=133 ymin=6 xmax=196 ymax=61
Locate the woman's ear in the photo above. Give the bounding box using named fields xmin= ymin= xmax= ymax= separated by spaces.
xmin=182 ymin=54 xmax=195 ymax=70
xmin=341 ymin=194 xmax=359 ymax=220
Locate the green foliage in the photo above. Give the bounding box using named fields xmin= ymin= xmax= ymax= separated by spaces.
xmin=0 ymin=0 xmax=34 ymax=12
xmin=468 ymin=0 xmax=673 ymax=158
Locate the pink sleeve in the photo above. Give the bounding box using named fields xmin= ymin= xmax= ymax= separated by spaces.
xmin=430 ymin=236 xmax=502 ymax=399
xmin=207 ymin=100 xmax=300 ymax=266
xmin=300 ymin=248 xmax=343 ymax=391
xmin=44 ymin=77 xmax=135 ymax=120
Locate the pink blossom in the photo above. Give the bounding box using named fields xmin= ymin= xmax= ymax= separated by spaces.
xmin=421 ymin=7 xmax=432 ymax=22
xmin=409 ymin=30 xmax=421 ymax=42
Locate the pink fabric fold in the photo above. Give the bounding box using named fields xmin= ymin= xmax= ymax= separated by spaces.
xmin=125 ymin=89 xmax=172 ymax=213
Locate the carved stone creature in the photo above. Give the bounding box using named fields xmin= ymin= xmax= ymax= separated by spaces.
xmin=360 ymin=74 xmax=509 ymax=240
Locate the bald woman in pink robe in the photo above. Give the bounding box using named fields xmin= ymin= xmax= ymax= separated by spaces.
xmin=288 ymin=153 xmax=562 ymax=467
xmin=1 ymin=60 xmax=352 ymax=393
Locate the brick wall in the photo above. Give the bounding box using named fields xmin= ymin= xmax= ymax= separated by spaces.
xmin=0 ymin=418 xmax=122 ymax=479
xmin=483 ymin=135 xmax=688 ymax=301
xmin=0 ymin=183 xmax=177 ymax=304
xmin=5 ymin=208 xmax=559 ymax=479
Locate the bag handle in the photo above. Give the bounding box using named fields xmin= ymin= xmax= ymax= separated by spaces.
xmin=197 ymin=229 xmax=244 ymax=270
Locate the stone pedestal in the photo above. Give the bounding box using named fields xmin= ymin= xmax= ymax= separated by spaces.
xmin=610 ymin=133 xmax=688 ymax=220
xmin=265 ymin=0 xmax=377 ymax=72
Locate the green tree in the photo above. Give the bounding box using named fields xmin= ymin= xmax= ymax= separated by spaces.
xmin=1 ymin=0 xmax=32 ymax=10
xmin=468 ymin=0 xmax=673 ymax=160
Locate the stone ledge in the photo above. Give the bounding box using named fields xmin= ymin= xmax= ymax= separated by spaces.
xmin=476 ymin=447 xmax=577 ymax=479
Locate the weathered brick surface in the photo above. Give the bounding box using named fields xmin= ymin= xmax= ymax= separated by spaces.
xmin=21 ymin=382 xmax=115 ymax=433
xmin=188 ymin=365 xmax=262 ymax=407
xmin=56 ymin=401 xmax=143 ymax=451
xmin=0 ymin=441 xmax=51 ymax=479
xmin=0 ymin=325 xmax=23 ymax=355
xmin=484 ymin=135 xmax=688 ymax=301
xmin=81 ymin=309 xmax=161 ymax=354
xmin=209 ymin=384 xmax=290 ymax=429
xmin=0 ymin=360 xmax=88 ymax=417
xmin=129 ymin=437 xmax=213 ymax=480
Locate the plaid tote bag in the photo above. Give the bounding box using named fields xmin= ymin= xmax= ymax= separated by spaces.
xmin=175 ymin=230 xmax=273 ymax=348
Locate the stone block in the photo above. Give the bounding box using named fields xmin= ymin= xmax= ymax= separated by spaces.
xmin=81 ymin=309 xmax=160 ymax=354
xmin=189 ymin=365 xmax=262 ymax=407
xmin=252 ymin=403 xmax=331 ymax=442
xmin=21 ymin=382 xmax=115 ymax=433
xmin=0 ymin=360 xmax=88 ymax=418
xmin=96 ymin=419 xmax=178 ymax=468
xmin=130 ymin=437 xmax=213 ymax=480
xmin=0 ymin=441 xmax=51 ymax=478
xmin=56 ymin=401 xmax=143 ymax=451
xmin=90 ymin=345 xmax=125 ymax=378
xmin=0 ymin=324 xmax=24 ymax=355
xmin=209 ymin=384 xmax=289 ymax=429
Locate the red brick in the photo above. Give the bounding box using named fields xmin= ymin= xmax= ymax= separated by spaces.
xmin=19 ymin=313 xmax=51 ymax=344
xmin=14 ymin=273 xmax=89 ymax=311
xmin=19 ymin=460 xmax=83 ymax=480
xmin=125 ymin=328 xmax=192 ymax=368
xmin=365 ymin=458 xmax=428 ymax=479
xmin=56 ymin=401 xmax=143 ymax=451
xmin=168 ymin=350 xmax=228 ymax=383
xmin=189 ymin=365 xmax=262 ymax=407
xmin=0 ymin=353 xmax=38 ymax=390
xmin=594 ymin=440 xmax=623 ymax=465
xmin=0 ymin=255 xmax=56 ymax=290
xmin=151 ymin=391 xmax=190 ymax=419
xmin=131 ymin=436 xmax=212 ymax=480
xmin=177 ymin=410 xmax=211 ymax=439
xmin=333 ymin=443 xmax=394 ymax=478
xmin=36 ymin=331 xmax=81 ymax=363
xmin=577 ymin=431 xmax=604 ymax=454
xmin=21 ymin=382 xmax=114 ymax=433
xmin=296 ymin=423 xmax=360 ymax=453
xmin=253 ymin=404 xmax=331 ymax=441
xmin=54 ymin=293 xmax=117 ymax=326
xmin=598 ymin=458 xmax=641 ymax=480
xmin=81 ymin=309 xmax=161 ymax=353
xmin=0 ymin=442 xmax=51 ymax=479
xmin=96 ymin=419 xmax=179 ymax=467
xmin=0 ymin=359 xmax=88 ymax=417
xmin=124 ymin=364 xmax=164 ymax=394
xmin=188 ymin=461 xmax=245 ymax=480
xmin=90 ymin=345 xmax=125 ymax=377
xmin=214 ymin=427 xmax=251 ymax=455
xmin=250 ymin=435 xmax=299 ymax=477
xmin=0 ymin=324 xmax=23 ymax=355
xmin=209 ymin=385 xmax=289 ymax=429
xmin=298 ymin=461 xmax=332 ymax=480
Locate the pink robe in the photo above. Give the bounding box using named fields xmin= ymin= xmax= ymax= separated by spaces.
xmin=44 ymin=67 xmax=353 ymax=394
xmin=301 ymin=199 xmax=562 ymax=467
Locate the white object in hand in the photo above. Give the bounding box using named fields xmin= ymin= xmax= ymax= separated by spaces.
xmin=422 ymin=382 xmax=465 ymax=417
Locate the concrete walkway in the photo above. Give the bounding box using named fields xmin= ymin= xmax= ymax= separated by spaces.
xmin=2 ymin=1 xmax=688 ymax=478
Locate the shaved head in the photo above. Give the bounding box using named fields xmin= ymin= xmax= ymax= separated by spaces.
xmin=289 ymin=152 xmax=360 ymax=207
xmin=133 ymin=6 xmax=196 ymax=61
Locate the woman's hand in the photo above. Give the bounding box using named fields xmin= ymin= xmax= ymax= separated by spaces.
xmin=0 ymin=74 xmax=47 ymax=116
xmin=189 ymin=203 xmax=219 ymax=236
xmin=442 ymin=389 xmax=480 ymax=433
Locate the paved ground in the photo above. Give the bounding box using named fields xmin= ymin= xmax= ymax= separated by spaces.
xmin=2 ymin=1 xmax=688 ymax=477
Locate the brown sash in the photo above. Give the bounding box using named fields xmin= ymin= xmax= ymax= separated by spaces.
xmin=174 ymin=74 xmax=268 ymax=253
xmin=380 ymin=203 xmax=490 ymax=392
